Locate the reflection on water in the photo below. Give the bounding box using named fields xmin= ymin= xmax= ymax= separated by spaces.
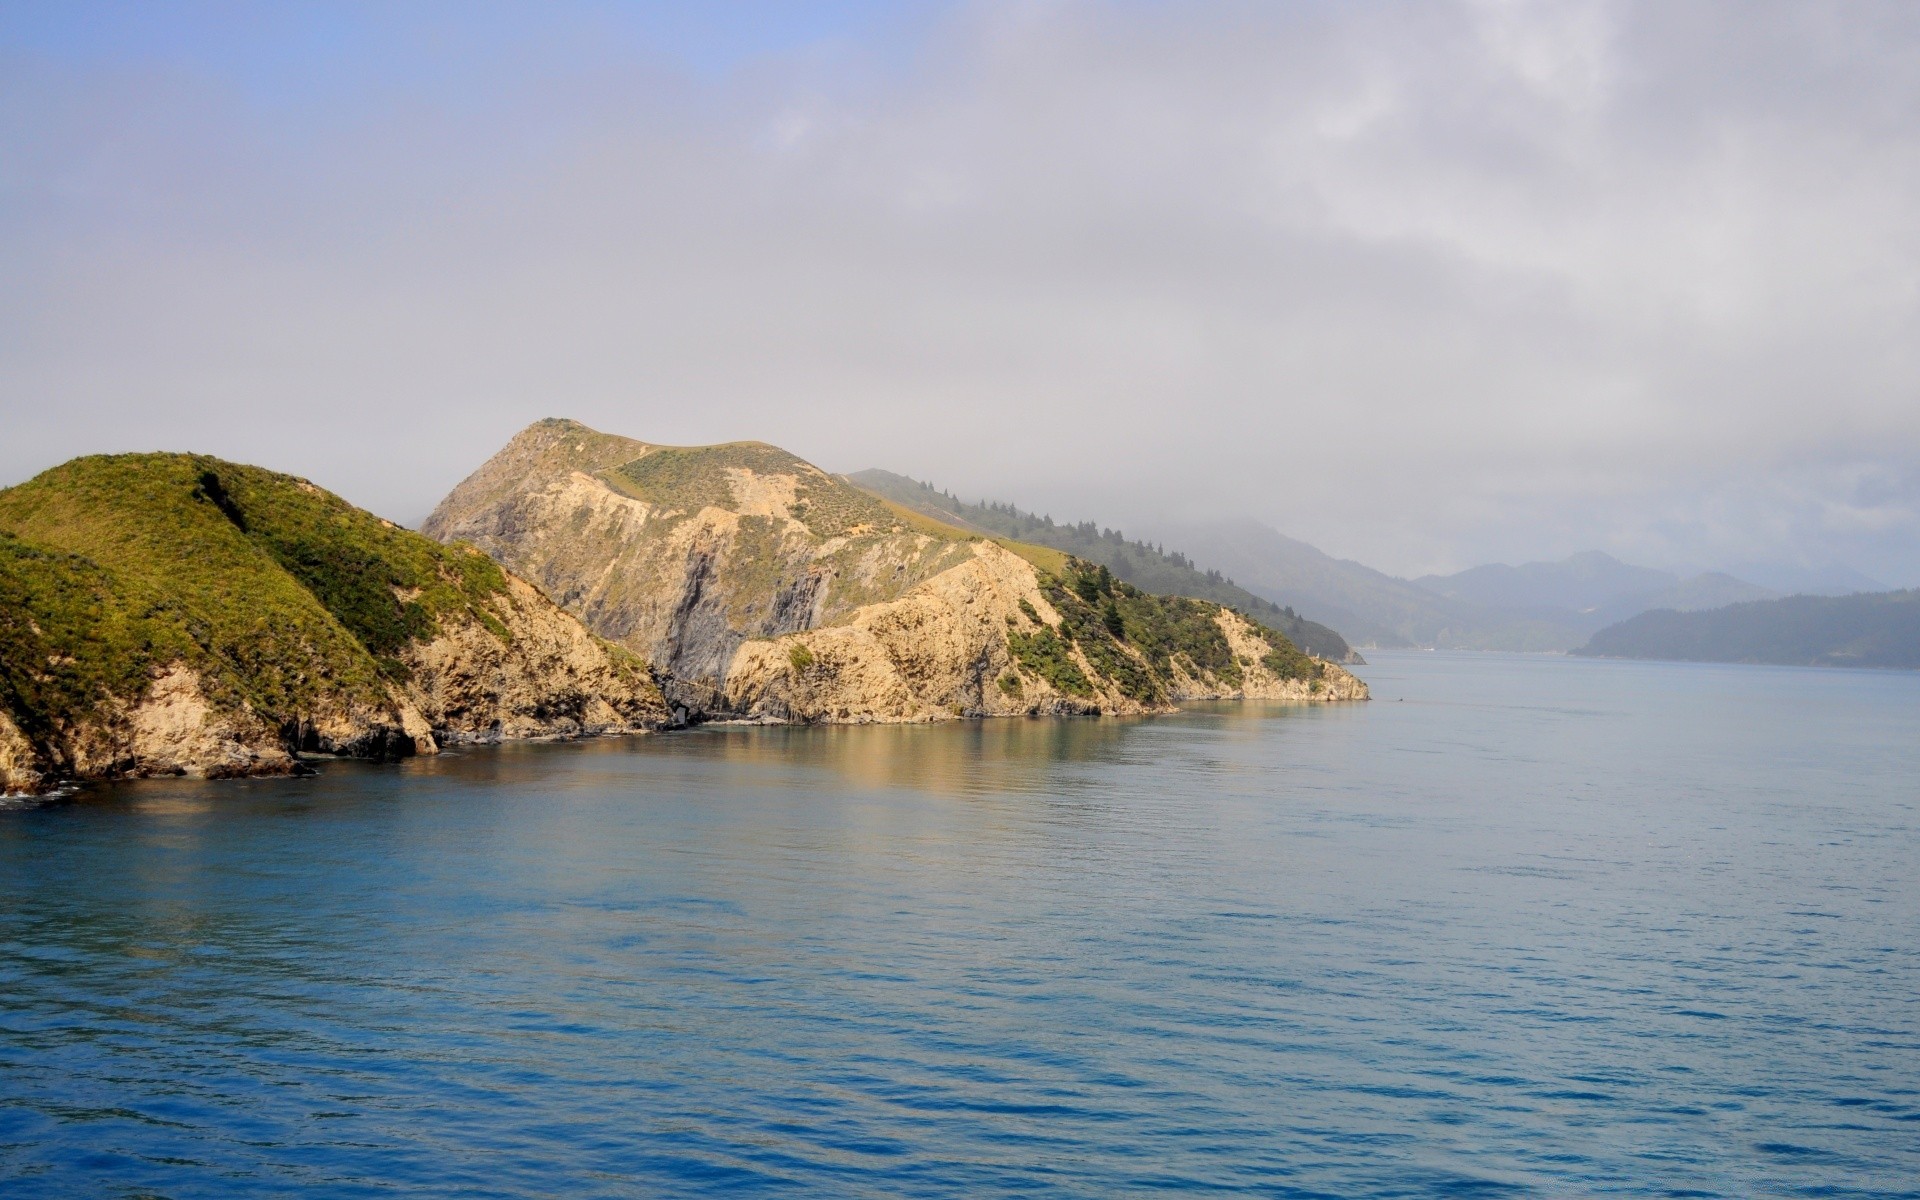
xmin=2 ymin=654 xmax=1917 ymax=1197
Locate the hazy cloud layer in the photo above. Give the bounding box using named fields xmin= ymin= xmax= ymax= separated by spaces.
xmin=3 ymin=1 xmax=1917 ymax=582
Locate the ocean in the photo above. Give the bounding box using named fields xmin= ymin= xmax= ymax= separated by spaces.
xmin=3 ymin=651 xmax=1916 ymax=1196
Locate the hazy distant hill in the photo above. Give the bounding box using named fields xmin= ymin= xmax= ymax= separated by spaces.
xmin=847 ymin=470 xmax=1360 ymax=663
xmin=1589 ymin=572 xmax=1778 ymax=628
xmin=1574 ymin=590 xmax=1920 ymax=668
xmin=1141 ymin=526 xmax=1783 ymax=652
xmin=1415 ymin=551 xmax=1674 ymax=615
xmin=1415 ymin=554 xmax=1777 ymax=623
xmin=1140 ymin=520 xmax=1582 ymax=650
xmin=1723 ymin=561 xmax=1888 ymax=597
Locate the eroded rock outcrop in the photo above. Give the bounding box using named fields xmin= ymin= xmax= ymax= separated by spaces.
xmin=428 ymin=419 xmax=1367 ymax=725
xmin=726 ymin=545 xmax=1366 ymax=722
xmin=424 ymin=419 xmax=978 ymax=714
xmin=400 ymin=571 xmax=665 ymax=742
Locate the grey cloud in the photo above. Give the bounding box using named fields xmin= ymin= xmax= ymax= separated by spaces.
xmin=2 ymin=1 xmax=1917 ymax=584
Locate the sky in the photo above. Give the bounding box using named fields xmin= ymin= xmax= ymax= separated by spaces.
xmin=3 ymin=1 xmax=1918 ymax=584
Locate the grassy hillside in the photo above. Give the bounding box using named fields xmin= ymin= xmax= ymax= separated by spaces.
xmin=848 ymin=470 xmax=1357 ymax=663
xmin=609 ymin=441 xmax=908 ymax=539
xmin=0 ymin=453 xmax=585 ymax=770
xmin=0 ymin=456 xmax=447 ymax=732
xmin=1573 ymin=590 xmax=1920 ymax=668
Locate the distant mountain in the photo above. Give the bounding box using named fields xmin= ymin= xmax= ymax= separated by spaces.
xmin=1140 ymin=520 xmax=1581 ymax=650
xmin=1414 ymin=553 xmax=1783 ymax=641
xmin=1574 ymin=590 xmax=1920 ymax=669
xmin=1414 ymin=551 xmax=1676 ymax=616
xmin=848 ymin=471 xmax=1361 ymax=664
xmin=1720 ymin=561 xmax=1890 ymax=597
xmin=1589 ymin=572 xmax=1778 ymax=629
xmin=1141 ymin=527 xmax=1789 ymax=653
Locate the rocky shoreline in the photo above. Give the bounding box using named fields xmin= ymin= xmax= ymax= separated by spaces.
xmin=2 ymin=426 xmax=1368 ymax=798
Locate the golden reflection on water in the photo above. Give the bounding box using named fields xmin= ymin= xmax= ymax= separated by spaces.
xmin=65 ymin=703 xmax=1341 ymax=824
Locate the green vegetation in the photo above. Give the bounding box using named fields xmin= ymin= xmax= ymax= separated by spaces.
xmin=204 ymin=464 xmax=511 ymax=671
xmin=1006 ymin=623 xmax=1093 ymax=697
xmin=1574 ymin=590 xmax=1920 ymax=668
xmin=0 ymin=453 xmax=527 ymax=750
xmin=788 ymin=642 xmax=816 ymax=672
xmin=0 ymin=533 xmax=161 ymax=748
xmin=1002 ymin=558 xmax=1324 ymax=705
xmin=847 ymin=469 xmax=1353 ymax=661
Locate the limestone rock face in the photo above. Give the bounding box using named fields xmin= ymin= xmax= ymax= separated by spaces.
xmin=0 ymin=570 xmax=669 ymax=796
xmin=399 ymin=573 xmax=667 ymax=741
xmin=424 ymin=419 xmax=976 ymax=714
xmin=1195 ymin=611 xmax=1370 ymax=702
xmin=11 ymin=665 xmax=405 ymax=792
xmin=0 ymin=711 xmax=44 ymax=796
xmin=723 ymin=542 xmax=1118 ymax=722
xmin=429 ymin=420 xmax=1368 ymax=725
xmin=725 ymin=545 xmax=1369 ymax=721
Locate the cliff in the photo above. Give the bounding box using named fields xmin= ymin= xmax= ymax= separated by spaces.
xmin=0 ymin=454 xmax=667 ymax=795
xmin=426 ymin=419 xmax=1366 ymax=723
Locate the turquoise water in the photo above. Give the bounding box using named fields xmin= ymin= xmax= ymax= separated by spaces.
xmin=2 ymin=651 xmax=1917 ymax=1196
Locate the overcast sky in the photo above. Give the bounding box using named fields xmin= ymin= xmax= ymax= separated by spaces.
xmin=4 ymin=1 xmax=1918 ymax=583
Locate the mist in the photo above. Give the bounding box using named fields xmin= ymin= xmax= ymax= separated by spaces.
xmin=4 ymin=1 xmax=1918 ymax=583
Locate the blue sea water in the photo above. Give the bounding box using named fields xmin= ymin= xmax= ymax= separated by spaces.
xmin=2 ymin=650 xmax=1917 ymax=1197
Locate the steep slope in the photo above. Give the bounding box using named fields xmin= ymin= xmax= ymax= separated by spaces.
xmin=426 ymin=420 xmax=1365 ymax=722
xmin=0 ymin=454 xmax=666 ymax=794
xmin=1573 ymin=590 xmax=1920 ymax=669
xmin=848 ymin=469 xmax=1361 ymax=663
xmin=424 ymin=421 xmax=983 ymax=713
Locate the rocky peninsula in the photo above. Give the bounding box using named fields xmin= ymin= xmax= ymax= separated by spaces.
xmin=424 ymin=419 xmax=1367 ymax=724
xmin=1 ymin=424 xmax=1366 ymax=796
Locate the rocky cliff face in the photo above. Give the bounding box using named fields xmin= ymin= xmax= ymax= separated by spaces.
xmin=0 ymin=455 xmax=667 ymax=796
xmin=424 ymin=419 xmax=979 ymax=715
xmin=722 ymin=542 xmax=1367 ymax=722
xmin=428 ymin=419 xmax=1367 ymax=724
xmin=400 ymin=571 xmax=665 ymax=742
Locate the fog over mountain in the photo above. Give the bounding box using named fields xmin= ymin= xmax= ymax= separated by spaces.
xmin=4 ymin=2 xmax=1919 ymax=584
